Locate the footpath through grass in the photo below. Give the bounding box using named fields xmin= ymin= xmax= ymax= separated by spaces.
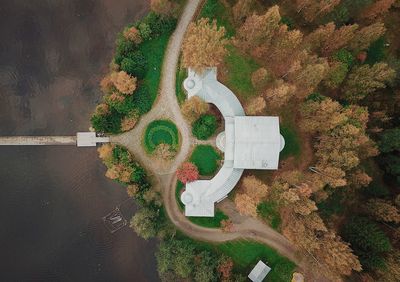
xmin=190 ymin=145 xmax=221 ymax=176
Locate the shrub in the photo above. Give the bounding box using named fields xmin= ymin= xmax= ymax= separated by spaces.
xmin=132 ymin=85 xmax=152 ymax=114
xmin=91 ymin=111 xmax=122 ymax=134
xmin=192 ymin=114 xmax=217 ymax=140
xmin=110 ymin=71 xmax=137 ymax=95
xmin=334 ymin=49 xmax=354 ymax=67
xmin=142 ymin=12 xmax=177 ymax=37
xmin=106 ymin=93 xmax=136 ymax=115
xmin=176 ymin=162 xmax=199 ymax=184
xmin=120 ymin=51 xmax=148 ymax=79
xmin=138 ymin=22 xmax=152 ymax=41
xmin=114 ymin=35 xmax=137 ymax=65
xmin=190 ymin=145 xmax=221 ymax=175
xmin=181 ymin=96 xmax=209 ymax=122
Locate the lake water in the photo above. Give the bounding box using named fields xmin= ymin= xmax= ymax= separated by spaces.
xmin=0 ymin=1 xmax=159 ymax=281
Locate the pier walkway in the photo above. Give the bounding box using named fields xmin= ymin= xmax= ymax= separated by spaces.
xmin=0 ymin=132 xmax=109 ymax=147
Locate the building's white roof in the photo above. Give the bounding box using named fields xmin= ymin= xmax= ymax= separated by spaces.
xmin=234 ymin=116 xmax=281 ymax=170
xmin=248 ymin=261 xmax=271 ymax=282
xmin=181 ymin=68 xmax=284 ymax=217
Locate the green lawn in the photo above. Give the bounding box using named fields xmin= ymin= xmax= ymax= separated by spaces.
xmin=218 ymin=241 xmax=296 ymax=281
xmin=199 ymin=0 xmax=235 ymax=37
xmin=189 ymin=210 xmax=228 ymax=228
xmin=138 ymin=33 xmax=171 ymax=106
xmin=224 ymin=45 xmax=260 ymax=100
xmin=143 ymin=120 xmax=179 ymax=153
xmin=280 ymin=124 xmax=301 ymax=160
xmin=190 ymin=240 xmax=296 ymax=282
xmin=175 ymin=181 xmax=185 ymax=210
xmin=190 ymin=145 xmax=221 ymax=176
xmin=257 ymin=201 xmax=282 ymax=231
xmin=176 ymin=66 xmax=187 ymax=105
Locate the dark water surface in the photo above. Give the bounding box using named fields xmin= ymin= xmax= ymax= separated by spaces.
xmin=0 ymin=1 xmax=159 ymax=281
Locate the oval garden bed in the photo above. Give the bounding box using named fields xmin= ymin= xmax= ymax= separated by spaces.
xmin=144 ymin=119 xmax=180 ymax=153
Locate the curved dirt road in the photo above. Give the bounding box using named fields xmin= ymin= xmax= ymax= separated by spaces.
xmin=111 ymin=0 xmax=305 ymax=268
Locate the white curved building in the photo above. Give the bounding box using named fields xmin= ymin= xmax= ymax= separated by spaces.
xmin=181 ymin=68 xmax=285 ymax=217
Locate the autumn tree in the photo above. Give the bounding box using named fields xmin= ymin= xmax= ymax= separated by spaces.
xmin=121 ymin=110 xmax=139 ymax=131
xmin=365 ymin=199 xmax=400 ymax=223
xmin=241 ymin=175 xmax=269 ymax=203
xmin=127 ymin=184 xmax=139 ymax=198
xmin=251 ymin=67 xmax=272 ymax=89
xmin=110 ymin=71 xmax=137 ymax=95
xmin=97 ymin=144 xmax=113 ymax=165
xmin=349 ymin=22 xmax=386 ymax=51
xmin=235 ymin=5 xmax=281 ymax=56
xmin=296 ymin=0 xmax=341 ymax=22
xmin=344 ymin=62 xmax=395 ymax=101
xmin=217 ymin=256 xmax=234 ymax=280
xmin=234 ymin=193 xmax=258 ymax=217
xmin=150 ymin=0 xmax=178 ymax=17
xmin=123 ymin=26 xmax=142 ymax=44
xmin=220 ymin=219 xmax=234 ymax=232
xmin=300 ymin=96 xmax=347 ymax=133
xmin=176 ymin=162 xmax=199 ymax=183
xmin=232 ymin=0 xmax=255 ymax=24
xmin=289 ymin=53 xmax=329 ymax=97
xmin=245 ymin=96 xmax=266 ymax=115
xmin=264 ymin=80 xmax=296 ymax=108
xmin=181 ymin=96 xmax=209 ymax=122
xmin=317 ymin=232 xmax=362 ymax=278
xmin=361 ymin=0 xmax=395 ymax=20
xmin=376 ymin=251 xmax=400 ymax=281
xmin=182 ymin=18 xmax=228 ymax=72
xmin=153 ymin=143 xmax=176 ymax=160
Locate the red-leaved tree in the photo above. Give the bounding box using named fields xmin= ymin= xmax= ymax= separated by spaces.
xmin=176 ymin=162 xmax=199 ymax=184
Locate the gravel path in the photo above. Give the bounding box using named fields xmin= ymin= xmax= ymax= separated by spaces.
xmin=111 ymin=0 xmax=306 ymax=269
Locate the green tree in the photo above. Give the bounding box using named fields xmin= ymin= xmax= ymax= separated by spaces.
xmin=130 ymin=207 xmax=160 ymax=239
xmin=120 ymin=51 xmax=148 ymax=79
xmin=156 ymin=239 xmax=196 ymax=278
xmin=192 ymin=114 xmax=217 ymax=140
xmin=194 ymin=251 xmax=218 ymax=282
xmin=379 ymin=128 xmax=400 ymax=153
xmin=342 ymin=217 xmax=391 ymax=270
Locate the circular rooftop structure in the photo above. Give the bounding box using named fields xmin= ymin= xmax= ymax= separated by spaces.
xmin=216 ymin=131 xmax=226 ymax=152
xmin=181 ymin=191 xmax=193 ymax=205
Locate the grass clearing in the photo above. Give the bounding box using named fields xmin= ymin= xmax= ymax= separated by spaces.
xmin=138 ymin=33 xmax=171 ymax=106
xmin=175 ymin=181 xmax=185 ymax=210
xmin=176 ymin=66 xmax=187 ymax=105
xmin=224 ymin=45 xmax=260 ymax=100
xmin=257 ymin=201 xmax=282 ymax=231
xmin=280 ymin=124 xmax=301 ymax=160
xmin=189 ymin=210 xmax=228 ymax=228
xmin=144 ymin=120 xmax=179 ymax=153
xmin=199 ymin=0 xmax=235 ymax=37
xmin=190 ymin=145 xmax=221 ymax=176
